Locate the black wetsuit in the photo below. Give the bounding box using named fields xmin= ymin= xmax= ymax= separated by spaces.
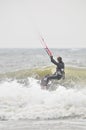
xmin=47 ymin=56 xmax=65 ymax=82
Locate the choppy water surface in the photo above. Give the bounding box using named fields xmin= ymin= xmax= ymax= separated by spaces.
xmin=0 ymin=48 xmax=86 ymax=130
xmin=0 ymin=48 xmax=86 ymax=73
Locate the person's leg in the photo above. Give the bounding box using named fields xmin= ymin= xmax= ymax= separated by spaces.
xmin=47 ymin=74 xmax=62 ymax=83
xmin=47 ymin=75 xmax=58 ymax=83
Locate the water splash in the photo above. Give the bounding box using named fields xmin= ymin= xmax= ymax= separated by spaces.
xmin=0 ymin=78 xmax=86 ymax=120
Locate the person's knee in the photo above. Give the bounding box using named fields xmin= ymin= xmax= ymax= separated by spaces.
xmin=57 ymin=75 xmax=62 ymax=80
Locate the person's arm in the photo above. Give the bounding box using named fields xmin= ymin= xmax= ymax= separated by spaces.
xmin=50 ymin=56 xmax=58 ymax=66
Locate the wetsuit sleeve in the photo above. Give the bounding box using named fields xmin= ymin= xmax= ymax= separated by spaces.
xmin=50 ymin=56 xmax=58 ymax=66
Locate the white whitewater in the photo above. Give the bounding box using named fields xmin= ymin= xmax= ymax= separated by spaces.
xmin=0 ymin=78 xmax=86 ymax=120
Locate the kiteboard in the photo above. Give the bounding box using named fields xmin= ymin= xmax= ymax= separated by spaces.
xmin=40 ymin=75 xmax=49 ymax=89
xmin=40 ymin=74 xmax=57 ymax=90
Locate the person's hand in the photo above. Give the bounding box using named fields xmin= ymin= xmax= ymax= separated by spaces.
xmin=50 ymin=55 xmax=53 ymax=59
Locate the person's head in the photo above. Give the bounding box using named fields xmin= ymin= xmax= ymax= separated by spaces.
xmin=57 ymin=56 xmax=62 ymax=62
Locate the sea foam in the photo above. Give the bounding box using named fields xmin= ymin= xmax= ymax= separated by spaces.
xmin=0 ymin=78 xmax=86 ymax=120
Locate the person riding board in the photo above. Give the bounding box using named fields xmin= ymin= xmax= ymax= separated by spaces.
xmin=41 ymin=54 xmax=65 ymax=87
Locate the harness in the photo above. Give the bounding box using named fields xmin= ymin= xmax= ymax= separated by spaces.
xmin=56 ymin=62 xmax=65 ymax=79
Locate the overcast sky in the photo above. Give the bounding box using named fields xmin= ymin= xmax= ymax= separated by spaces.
xmin=0 ymin=0 xmax=86 ymax=48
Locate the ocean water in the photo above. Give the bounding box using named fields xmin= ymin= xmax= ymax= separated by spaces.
xmin=0 ymin=48 xmax=86 ymax=130
xmin=0 ymin=48 xmax=86 ymax=73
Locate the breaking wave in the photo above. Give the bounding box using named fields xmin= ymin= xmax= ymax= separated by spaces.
xmin=0 ymin=66 xmax=86 ymax=88
xmin=0 ymin=72 xmax=86 ymax=120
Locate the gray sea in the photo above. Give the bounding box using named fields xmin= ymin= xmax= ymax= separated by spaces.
xmin=0 ymin=48 xmax=86 ymax=130
xmin=0 ymin=48 xmax=86 ymax=73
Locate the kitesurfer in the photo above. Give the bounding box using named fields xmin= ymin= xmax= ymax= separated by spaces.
xmin=41 ymin=55 xmax=65 ymax=86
